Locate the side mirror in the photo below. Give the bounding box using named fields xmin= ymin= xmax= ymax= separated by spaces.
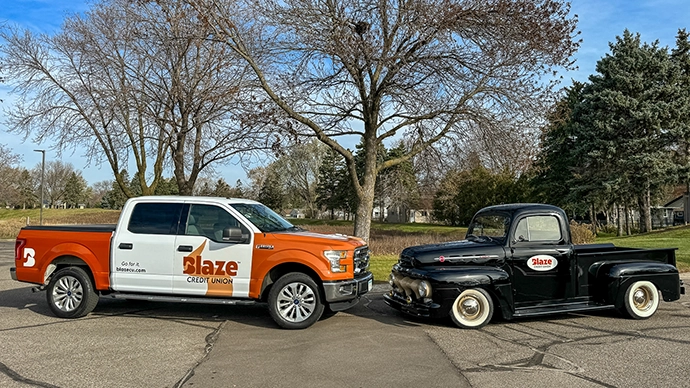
xmin=222 ymin=227 xmax=245 ymax=243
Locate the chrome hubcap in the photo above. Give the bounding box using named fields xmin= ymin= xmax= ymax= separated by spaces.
xmin=277 ymin=282 xmax=316 ymax=323
xmin=52 ymin=275 xmax=84 ymax=312
xmin=459 ymin=296 xmax=481 ymax=319
xmin=633 ymin=287 xmax=652 ymax=310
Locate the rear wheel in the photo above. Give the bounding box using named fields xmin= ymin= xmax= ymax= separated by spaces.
xmin=46 ymin=267 xmax=99 ymax=318
xmin=621 ymin=280 xmax=659 ymax=319
xmin=268 ymin=273 xmax=324 ymax=329
xmin=450 ymin=288 xmax=494 ymax=329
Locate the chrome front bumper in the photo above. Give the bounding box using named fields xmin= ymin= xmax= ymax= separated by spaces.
xmin=323 ymin=272 xmax=373 ymax=303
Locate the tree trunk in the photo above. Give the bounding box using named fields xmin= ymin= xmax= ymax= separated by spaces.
xmin=617 ymin=203 xmax=624 ymax=236
xmin=589 ymin=203 xmax=597 ymax=235
xmin=638 ymin=190 xmax=652 ymax=233
xmin=354 ymin=190 xmax=375 ymax=242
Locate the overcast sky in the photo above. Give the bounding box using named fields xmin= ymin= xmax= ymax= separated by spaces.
xmin=1 ymin=0 xmax=689 ymax=186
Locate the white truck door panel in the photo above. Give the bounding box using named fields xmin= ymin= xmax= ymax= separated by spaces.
xmin=110 ymin=202 xmax=184 ymax=294
xmin=172 ymin=237 xmax=253 ymax=297
xmin=173 ymin=203 xmax=253 ymax=298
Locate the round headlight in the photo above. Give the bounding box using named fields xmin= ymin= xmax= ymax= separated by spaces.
xmin=418 ymin=281 xmax=431 ymax=298
xmin=388 ymin=274 xmax=395 ymax=287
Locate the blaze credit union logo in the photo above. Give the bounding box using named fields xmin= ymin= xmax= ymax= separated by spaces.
xmin=182 ymin=241 xmax=239 ymax=296
xmin=527 ymin=255 xmax=558 ymax=271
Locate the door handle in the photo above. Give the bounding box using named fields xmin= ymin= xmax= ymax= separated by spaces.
xmin=177 ymin=245 xmax=193 ymax=252
xmin=556 ymin=248 xmax=570 ymax=253
xmin=118 ymin=243 xmax=133 ymax=250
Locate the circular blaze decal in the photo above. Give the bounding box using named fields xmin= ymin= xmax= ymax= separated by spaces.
xmin=439 ymin=256 xmax=445 ymax=263
xmin=527 ymin=255 xmax=558 ymax=271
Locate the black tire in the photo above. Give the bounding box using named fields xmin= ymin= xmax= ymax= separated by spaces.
xmin=46 ymin=267 xmax=99 ymax=318
xmin=450 ymin=288 xmax=494 ymax=329
xmin=268 ymin=273 xmax=324 ymax=329
xmin=620 ymin=280 xmax=659 ymax=320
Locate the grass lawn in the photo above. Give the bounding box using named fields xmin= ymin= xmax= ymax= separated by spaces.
xmin=595 ymin=226 xmax=690 ymax=271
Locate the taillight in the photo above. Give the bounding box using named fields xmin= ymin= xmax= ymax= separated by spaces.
xmin=15 ymin=239 xmax=26 ymax=262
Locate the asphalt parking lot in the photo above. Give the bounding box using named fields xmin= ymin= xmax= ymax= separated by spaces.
xmin=1 ymin=241 xmax=689 ymax=388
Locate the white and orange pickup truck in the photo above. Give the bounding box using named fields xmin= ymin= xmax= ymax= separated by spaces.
xmin=10 ymin=196 xmax=373 ymax=329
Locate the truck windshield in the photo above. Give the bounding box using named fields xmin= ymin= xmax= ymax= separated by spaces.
xmin=466 ymin=213 xmax=509 ymax=242
xmin=230 ymin=203 xmax=297 ymax=233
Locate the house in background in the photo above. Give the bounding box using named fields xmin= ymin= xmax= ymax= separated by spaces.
xmin=663 ymin=194 xmax=689 ymax=225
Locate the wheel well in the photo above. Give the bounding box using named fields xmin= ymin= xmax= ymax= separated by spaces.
xmin=259 ymin=262 xmax=322 ymax=302
xmin=47 ymin=256 xmax=95 ymax=285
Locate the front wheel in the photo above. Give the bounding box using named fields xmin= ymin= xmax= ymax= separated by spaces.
xmin=268 ymin=273 xmax=324 ymax=329
xmin=46 ymin=267 xmax=99 ymax=318
xmin=450 ymin=288 xmax=494 ymax=329
xmin=621 ymin=280 xmax=659 ymax=319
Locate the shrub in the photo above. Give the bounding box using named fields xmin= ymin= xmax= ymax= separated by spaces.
xmin=570 ymin=221 xmax=595 ymax=244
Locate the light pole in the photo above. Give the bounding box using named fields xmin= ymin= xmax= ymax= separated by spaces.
xmin=34 ymin=149 xmax=45 ymax=225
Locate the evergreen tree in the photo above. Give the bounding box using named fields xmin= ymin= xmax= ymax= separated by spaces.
xmin=532 ymin=82 xmax=590 ymax=213
xmin=670 ymin=29 xmax=690 ymax=195
xmin=573 ymin=30 xmax=679 ymax=232
xmin=433 ymin=165 xmax=526 ymax=226
xmin=154 ymin=177 xmax=179 ymax=195
xmin=316 ymin=149 xmax=342 ymax=219
xmin=101 ymin=170 xmax=129 ymax=209
xmin=17 ymin=168 xmax=37 ymax=209
xmin=213 ymin=178 xmax=233 ymax=197
xmin=63 ymin=172 xmax=87 ymax=208
xmin=257 ymin=167 xmax=285 ymax=211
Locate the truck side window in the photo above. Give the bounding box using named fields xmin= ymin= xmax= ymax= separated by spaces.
xmin=514 ymin=215 xmax=561 ymax=242
xmin=128 ymin=203 xmax=184 ymax=235
xmin=187 ymin=204 xmax=248 ymax=242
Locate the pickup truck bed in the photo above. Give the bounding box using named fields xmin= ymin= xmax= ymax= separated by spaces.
xmin=17 ymin=225 xmax=115 ymax=289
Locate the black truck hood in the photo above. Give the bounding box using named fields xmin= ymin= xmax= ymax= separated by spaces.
xmin=400 ymin=239 xmax=506 ymax=267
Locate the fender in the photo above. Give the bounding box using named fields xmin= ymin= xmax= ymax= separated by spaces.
xmin=591 ymin=261 xmax=680 ymax=305
xmin=44 ymin=242 xmax=110 ymax=290
xmin=395 ymin=264 xmax=515 ymax=319
xmin=249 ymin=248 xmax=334 ymax=299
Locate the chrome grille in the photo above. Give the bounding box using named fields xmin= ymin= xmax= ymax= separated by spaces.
xmin=354 ymin=246 xmax=370 ymax=275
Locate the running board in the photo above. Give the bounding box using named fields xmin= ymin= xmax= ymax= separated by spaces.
xmin=105 ymin=293 xmax=257 ymax=306
xmin=513 ymin=303 xmax=614 ymax=317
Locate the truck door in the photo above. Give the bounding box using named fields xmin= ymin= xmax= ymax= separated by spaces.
xmin=111 ymin=202 xmax=184 ymax=294
xmin=173 ymin=203 xmax=254 ymax=298
xmin=509 ymin=214 xmax=575 ymax=306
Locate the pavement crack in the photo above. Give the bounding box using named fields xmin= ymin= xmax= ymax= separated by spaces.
xmin=0 ymin=361 xmax=61 ymax=388
xmin=173 ymin=320 xmax=226 ymax=388
xmin=424 ymin=331 xmax=474 ymax=387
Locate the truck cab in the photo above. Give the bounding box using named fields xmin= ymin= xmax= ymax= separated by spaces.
xmin=384 ymin=203 xmax=684 ymax=329
xmin=12 ymin=196 xmax=373 ymax=329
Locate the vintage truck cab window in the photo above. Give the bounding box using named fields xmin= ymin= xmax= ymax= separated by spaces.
xmin=466 ymin=213 xmax=510 ymax=243
xmin=514 ymin=215 xmax=562 ymax=242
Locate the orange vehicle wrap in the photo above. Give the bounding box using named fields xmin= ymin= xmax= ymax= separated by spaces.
xmin=248 ymin=233 xmax=366 ymax=299
xmin=15 ymin=229 xmax=112 ymax=290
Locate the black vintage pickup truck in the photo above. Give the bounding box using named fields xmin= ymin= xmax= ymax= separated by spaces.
xmin=384 ymin=204 xmax=685 ymax=329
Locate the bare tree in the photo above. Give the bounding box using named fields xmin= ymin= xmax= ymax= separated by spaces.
xmin=273 ymin=140 xmax=327 ymax=217
xmin=0 ymin=0 xmax=271 ymax=197
xmin=190 ymin=0 xmax=579 ymax=240
xmin=34 ymin=160 xmax=76 ymax=207
xmin=0 ymin=144 xmax=24 ymax=207
xmin=89 ymin=180 xmax=112 ymax=208
xmin=130 ymin=1 xmax=274 ymax=194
